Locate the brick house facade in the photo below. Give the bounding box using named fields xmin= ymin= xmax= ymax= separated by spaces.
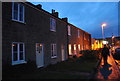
xmin=68 ymin=24 xmax=91 ymax=56
xmin=2 ymin=2 xmax=68 ymax=68
xmin=2 ymin=2 xmax=91 ymax=68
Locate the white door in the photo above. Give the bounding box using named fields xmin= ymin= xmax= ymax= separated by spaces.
xmin=36 ymin=43 xmax=44 ymax=68
xmin=68 ymin=44 xmax=72 ymax=55
xmin=61 ymin=45 xmax=65 ymax=61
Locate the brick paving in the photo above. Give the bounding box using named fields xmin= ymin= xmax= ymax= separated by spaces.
xmin=94 ymin=54 xmax=120 ymax=80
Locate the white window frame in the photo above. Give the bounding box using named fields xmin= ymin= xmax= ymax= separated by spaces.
xmin=78 ymin=30 xmax=80 ymax=38
xmin=12 ymin=42 xmax=26 ymax=65
xmin=12 ymin=2 xmax=25 ymax=23
xmin=68 ymin=25 xmax=71 ymax=36
xmin=50 ymin=18 xmax=56 ymax=32
xmin=51 ymin=44 xmax=57 ymax=58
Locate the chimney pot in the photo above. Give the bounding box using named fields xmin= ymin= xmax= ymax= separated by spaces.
xmin=52 ymin=9 xmax=55 ymax=13
xmin=62 ymin=17 xmax=68 ymax=22
xmin=52 ymin=9 xmax=59 ymax=17
xmin=36 ymin=4 xmax=42 ymax=9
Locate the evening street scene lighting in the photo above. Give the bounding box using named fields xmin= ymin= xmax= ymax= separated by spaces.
xmin=1 ymin=0 xmax=120 ymax=80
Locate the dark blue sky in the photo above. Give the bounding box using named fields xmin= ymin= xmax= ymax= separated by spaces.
xmin=31 ymin=2 xmax=118 ymax=39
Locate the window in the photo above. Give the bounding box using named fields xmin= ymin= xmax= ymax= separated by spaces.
xmin=50 ymin=18 xmax=56 ymax=32
xmin=51 ymin=44 xmax=57 ymax=58
xmin=88 ymin=36 xmax=90 ymax=41
xmin=12 ymin=42 xmax=26 ymax=65
xmin=78 ymin=44 xmax=81 ymax=51
xmin=74 ymin=44 xmax=77 ymax=55
xmin=86 ymin=45 xmax=89 ymax=49
xmin=82 ymin=45 xmax=84 ymax=50
xmin=84 ymin=33 xmax=86 ymax=40
xmin=78 ymin=30 xmax=80 ymax=38
xmin=12 ymin=2 xmax=24 ymax=22
xmin=68 ymin=44 xmax=72 ymax=55
xmin=68 ymin=25 xmax=71 ymax=36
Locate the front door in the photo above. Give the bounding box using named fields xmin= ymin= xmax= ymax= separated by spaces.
xmin=61 ymin=45 xmax=65 ymax=61
xmin=36 ymin=43 xmax=44 ymax=68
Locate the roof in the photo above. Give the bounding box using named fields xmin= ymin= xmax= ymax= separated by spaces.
xmin=68 ymin=23 xmax=91 ymax=35
xmin=22 ymin=1 xmax=91 ymax=35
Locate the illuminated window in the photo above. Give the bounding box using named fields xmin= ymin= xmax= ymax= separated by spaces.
xmin=50 ymin=18 xmax=56 ymax=32
xmin=51 ymin=44 xmax=57 ymax=58
xmin=82 ymin=45 xmax=84 ymax=50
xmin=78 ymin=44 xmax=81 ymax=51
xmin=86 ymin=45 xmax=89 ymax=49
xmin=12 ymin=42 xmax=26 ymax=65
xmin=68 ymin=44 xmax=72 ymax=55
xmin=12 ymin=2 xmax=24 ymax=22
xmin=78 ymin=30 xmax=80 ymax=38
xmin=74 ymin=44 xmax=77 ymax=55
xmin=68 ymin=25 xmax=71 ymax=36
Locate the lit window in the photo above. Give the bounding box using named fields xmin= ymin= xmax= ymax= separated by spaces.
xmin=12 ymin=42 xmax=26 ymax=65
xmin=50 ymin=18 xmax=56 ymax=32
xmin=51 ymin=44 xmax=57 ymax=58
xmin=82 ymin=45 xmax=84 ymax=50
xmin=68 ymin=44 xmax=72 ymax=55
xmin=86 ymin=45 xmax=89 ymax=49
xmin=78 ymin=44 xmax=81 ymax=51
xmin=68 ymin=25 xmax=71 ymax=36
xmin=78 ymin=30 xmax=80 ymax=38
xmin=12 ymin=2 xmax=25 ymax=22
xmin=74 ymin=44 xmax=77 ymax=55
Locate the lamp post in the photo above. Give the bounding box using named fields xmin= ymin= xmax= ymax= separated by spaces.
xmin=101 ymin=23 xmax=107 ymax=40
xmin=112 ymin=35 xmax=115 ymax=46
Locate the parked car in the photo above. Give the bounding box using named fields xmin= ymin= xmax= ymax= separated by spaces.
xmin=112 ymin=47 xmax=120 ymax=60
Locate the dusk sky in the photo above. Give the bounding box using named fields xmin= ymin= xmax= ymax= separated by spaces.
xmin=30 ymin=2 xmax=118 ymax=39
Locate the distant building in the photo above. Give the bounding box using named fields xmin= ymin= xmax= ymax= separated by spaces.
xmin=92 ymin=36 xmax=120 ymax=50
xmin=91 ymin=38 xmax=103 ymax=50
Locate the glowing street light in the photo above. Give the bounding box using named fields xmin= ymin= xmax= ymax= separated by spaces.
xmin=102 ymin=40 xmax=108 ymax=45
xmin=102 ymin=23 xmax=107 ymax=27
xmin=101 ymin=23 xmax=107 ymax=40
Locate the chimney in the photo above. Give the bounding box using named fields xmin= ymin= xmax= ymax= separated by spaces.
xmin=36 ymin=4 xmax=42 ymax=9
xmin=52 ymin=9 xmax=59 ymax=17
xmin=62 ymin=17 xmax=68 ymax=22
xmin=52 ymin=9 xmax=55 ymax=13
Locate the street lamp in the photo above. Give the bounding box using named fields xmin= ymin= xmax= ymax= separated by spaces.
xmin=101 ymin=23 xmax=107 ymax=40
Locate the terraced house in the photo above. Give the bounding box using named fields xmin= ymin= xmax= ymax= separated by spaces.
xmin=2 ymin=1 xmax=91 ymax=69
xmin=68 ymin=24 xmax=91 ymax=56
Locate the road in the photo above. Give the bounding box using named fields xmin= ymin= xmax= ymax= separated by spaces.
xmin=93 ymin=54 xmax=120 ymax=80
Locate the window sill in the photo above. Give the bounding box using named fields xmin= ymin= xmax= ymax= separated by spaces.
xmin=51 ymin=56 xmax=57 ymax=59
xmin=50 ymin=30 xmax=56 ymax=32
xmin=12 ymin=60 xmax=27 ymax=65
xmin=12 ymin=19 xmax=26 ymax=24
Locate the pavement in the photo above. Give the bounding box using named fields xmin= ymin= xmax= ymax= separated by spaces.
xmin=93 ymin=54 xmax=120 ymax=80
